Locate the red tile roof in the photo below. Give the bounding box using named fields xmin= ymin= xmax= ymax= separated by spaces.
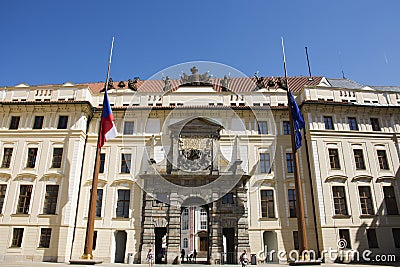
xmin=84 ymin=76 xmax=323 ymax=94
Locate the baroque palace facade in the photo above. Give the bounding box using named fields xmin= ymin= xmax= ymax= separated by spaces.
xmin=0 ymin=69 xmax=399 ymax=264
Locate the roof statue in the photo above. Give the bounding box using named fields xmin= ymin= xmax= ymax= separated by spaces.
xmin=180 ymin=66 xmax=212 ymax=86
xmin=253 ymin=72 xmax=265 ymax=90
xmin=108 ymin=78 xmax=114 ymax=89
xmin=220 ymin=75 xmax=230 ymax=91
xmin=276 ymin=77 xmax=287 ymax=90
xmin=163 ymin=76 xmax=172 ymax=92
xmin=128 ymin=77 xmax=140 ymax=91
xmin=118 ymin=81 xmax=126 ymax=88
xmin=267 ymin=79 xmax=275 ymax=87
xmin=101 ymin=78 xmax=115 ymax=92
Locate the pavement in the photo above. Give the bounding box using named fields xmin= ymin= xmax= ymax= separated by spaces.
xmin=0 ymin=263 xmax=399 ymax=267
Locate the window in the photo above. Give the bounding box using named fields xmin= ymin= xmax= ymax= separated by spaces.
xmin=123 ymin=121 xmax=134 ymax=135
xmin=222 ymin=193 xmax=234 ymax=204
xmin=26 ymin=148 xmax=38 ymax=168
xmin=51 ymin=148 xmax=63 ymax=168
xmin=286 ymin=153 xmax=294 ymax=173
xmin=370 ymin=118 xmax=381 ymax=131
xmin=324 ymin=116 xmax=334 ymax=130
xmin=182 ymin=209 xmax=189 ymax=230
xmin=366 ymin=229 xmax=379 ymax=248
xmin=0 ymin=185 xmax=6 ymax=213
xmin=261 ymin=190 xmax=275 ymax=218
xmin=44 ymin=185 xmax=59 ymax=214
xmin=377 ymin=150 xmax=389 ymax=170
xmin=348 ymin=117 xmax=358 ymax=131
xmin=1 ymin=148 xmax=13 ymax=168
xmin=9 ymin=116 xmax=20 ymax=130
xmin=293 ymin=231 xmax=299 ymax=250
xmin=93 ymin=231 xmax=98 ymax=250
xmin=338 ymin=229 xmax=351 ymax=249
xmin=17 ymin=185 xmax=33 ymax=214
xmin=39 ymin=228 xmax=52 ymax=248
xmin=283 ymin=121 xmax=291 ymax=135
xmin=200 ymin=208 xmax=207 ymax=230
xmin=288 ymin=189 xmax=296 ymax=218
xmin=96 ymin=189 xmax=103 ymax=217
xmin=116 ymin=189 xmax=130 ymax=218
xmin=332 ymin=186 xmax=348 ymax=215
xmin=259 ymin=153 xmax=270 ymax=173
xmin=33 ymin=116 xmax=44 ymax=129
xmin=11 ymin=228 xmax=24 ymax=247
xmin=383 ymin=186 xmax=399 ymax=215
xmin=200 ymin=220 xmax=207 ymax=230
xmin=99 ymin=153 xmax=105 ymax=173
xmin=257 ymin=121 xmax=268 ymax=134
xmin=183 ymin=238 xmax=188 ymax=248
xmin=328 ymin=148 xmax=340 ymax=169
xmin=121 ymin=154 xmax=131 ymax=173
xmin=57 ymin=116 xmax=68 ymax=129
xmin=353 ymin=149 xmax=366 ymax=170
xmin=393 ymin=228 xmax=400 ymax=248
xmin=359 ymin=186 xmax=374 ymax=215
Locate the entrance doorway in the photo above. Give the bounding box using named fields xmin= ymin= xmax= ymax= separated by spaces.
xmin=180 ymin=206 xmax=209 ymax=263
xmin=114 ymin=230 xmax=127 ymax=263
xmin=263 ymin=231 xmax=278 ymax=262
xmin=223 ymin=228 xmax=235 ymax=264
xmin=199 ymin=235 xmax=208 ymax=251
xmin=155 ymin=227 xmax=167 ymax=263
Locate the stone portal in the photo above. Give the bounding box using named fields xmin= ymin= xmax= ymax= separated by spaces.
xmin=139 ymin=117 xmax=250 ymax=264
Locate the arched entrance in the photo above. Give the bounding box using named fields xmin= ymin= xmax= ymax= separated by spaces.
xmin=180 ymin=206 xmax=209 ymax=263
xmin=115 ymin=230 xmax=127 ymax=263
xmin=263 ymin=231 xmax=278 ymax=262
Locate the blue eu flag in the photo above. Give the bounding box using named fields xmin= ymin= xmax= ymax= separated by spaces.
xmin=288 ymin=91 xmax=305 ymax=150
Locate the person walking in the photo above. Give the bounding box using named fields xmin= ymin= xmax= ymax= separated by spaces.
xmin=147 ymin=248 xmax=154 ymax=267
xmin=181 ymin=248 xmax=186 ymax=263
xmin=240 ymin=249 xmax=248 ymax=267
xmin=193 ymin=249 xmax=197 ymax=263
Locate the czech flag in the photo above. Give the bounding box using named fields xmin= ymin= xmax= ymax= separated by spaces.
xmin=98 ymin=90 xmax=117 ymax=148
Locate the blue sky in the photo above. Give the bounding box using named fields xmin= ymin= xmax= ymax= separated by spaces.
xmin=1 ymin=0 xmax=399 ymax=86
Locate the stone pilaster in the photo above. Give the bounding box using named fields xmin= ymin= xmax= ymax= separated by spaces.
xmin=237 ymin=182 xmax=250 ymax=256
xmin=166 ymin=194 xmax=181 ymax=264
xmin=140 ymin=193 xmax=156 ymax=263
xmin=209 ymin=199 xmax=223 ymax=264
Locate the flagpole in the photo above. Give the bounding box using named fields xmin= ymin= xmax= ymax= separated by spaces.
xmin=82 ymin=37 xmax=115 ymax=260
xmin=281 ymin=37 xmax=309 ymax=258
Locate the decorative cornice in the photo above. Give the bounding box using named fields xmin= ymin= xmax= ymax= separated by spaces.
xmin=40 ymin=172 xmax=63 ymax=182
xmin=110 ymin=178 xmax=135 ymax=187
xmin=351 ymin=175 xmax=373 ymax=182
xmin=0 ymin=172 xmax=12 ymax=182
xmin=14 ymin=172 xmax=38 ymax=182
xmin=84 ymin=178 xmax=108 ymax=187
xmin=376 ymin=175 xmax=396 ymax=182
xmin=325 ymin=175 xmax=348 ymax=183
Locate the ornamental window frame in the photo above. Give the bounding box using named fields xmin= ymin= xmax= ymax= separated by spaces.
xmin=1 ymin=146 xmax=14 ymax=168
